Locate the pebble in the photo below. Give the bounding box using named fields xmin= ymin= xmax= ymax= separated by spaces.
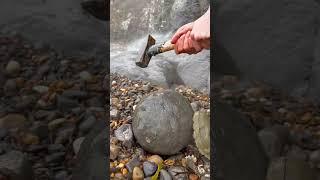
xmin=0 ymin=114 xmax=26 ymax=129
xmin=73 ymin=137 xmax=85 ymax=155
xmin=159 ymin=169 xmax=172 ymax=180
xmin=32 ymin=85 xmax=49 ymax=94
xmin=147 ymin=155 xmax=163 ymax=165
xmin=79 ymin=71 xmax=92 ymax=82
xmin=48 ymin=144 xmax=65 ymax=153
xmin=3 ymin=79 xmax=17 ymax=95
xmin=110 ymin=109 xmax=119 ymax=119
xmin=56 ymin=96 xmax=79 ymax=112
xmin=126 ymin=155 xmax=140 ymax=173
xmin=21 ymin=133 xmax=40 ymax=145
xmin=45 ymin=152 xmax=65 ymax=164
xmin=110 ymin=144 xmax=120 ymax=160
xmin=114 ymin=124 xmax=133 ymax=142
xmin=48 ymin=118 xmax=66 ymax=131
xmin=167 ymin=166 xmax=188 ymax=180
xmin=189 ymin=174 xmax=199 ymax=180
xmin=143 ymin=161 xmax=158 ymax=177
xmin=5 ymin=60 xmax=21 ymax=76
xmin=133 ymin=167 xmax=144 ymax=180
xmin=62 ymin=90 xmax=87 ymax=99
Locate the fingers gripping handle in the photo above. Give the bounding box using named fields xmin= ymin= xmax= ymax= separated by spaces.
xmin=159 ymin=41 xmax=175 ymax=53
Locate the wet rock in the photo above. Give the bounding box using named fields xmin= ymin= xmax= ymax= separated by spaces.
xmin=133 ymin=167 xmax=144 ymax=180
xmin=167 ymin=166 xmax=188 ymax=180
xmin=0 ymin=114 xmax=26 ymax=129
xmin=110 ymin=144 xmax=120 ymax=160
xmin=133 ymin=90 xmax=193 ymax=155
xmin=143 ymin=161 xmax=157 ymax=177
xmin=73 ymin=137 xmax=85 ymax=155
xmin=0 ymin=150 xmax=33 ymax=180
xmin=159 ymin=169 xmax=172 ymax=180
xmin=5 ymin=60 xmax=20 ymax=76
xmin=266 ymin=157 xmax=317 ymax=180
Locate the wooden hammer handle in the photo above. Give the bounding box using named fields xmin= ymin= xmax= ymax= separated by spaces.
xmin=159 ymin=41 xmax=175 ymax=53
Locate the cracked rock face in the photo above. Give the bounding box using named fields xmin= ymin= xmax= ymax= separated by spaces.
xmin=133 ymin=89 xmax=193 ymax=155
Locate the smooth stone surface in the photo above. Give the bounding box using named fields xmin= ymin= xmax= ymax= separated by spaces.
xmin=133 ymin=90 xmax=193 ymax=155
xmin=0 ymin=114 xmax=27 ymax=129
xmin=142 ymin=161 xmax=157 ymax=177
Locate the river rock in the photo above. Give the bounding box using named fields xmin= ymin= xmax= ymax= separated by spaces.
xmin=133 ymin=166 xmax=144 ymax=180
xmin=167 ymin=166 xmax=188 ymax=180
xmin=193 ymin=111 xmax=210 ymax=159
xmin=214 ymin=0 xmax=320 ymax=99
xmin=133 ymin=90 xmax=193 ymax=155
xmin=0 ymin=150 xmax=34 ymax=180
xmin=159 ymin=169 xmax=172 ymax=180
xmin=3 ymin=79 xmax=17 ymax=95
xmin=110 ymin=144 xmax=120 ymax=160
xmin=142 ymin=161 xmax=157 ymax=177
xmin=213 ymin=101 xmax=268 ymax=180
xmin=72 ymin=120 xmax=107 ymax=180
xmin=114 ymin=124 xmax=133 ymax=142
xmin=5 ymin=60 xmax=20 ymax=76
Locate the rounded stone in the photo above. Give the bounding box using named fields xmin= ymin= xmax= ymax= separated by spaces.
xmin=133 ymin=89 xmax=193 ymax=155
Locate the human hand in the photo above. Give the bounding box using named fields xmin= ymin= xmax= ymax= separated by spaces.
xmin=190 ymin=7 xmax=210 ymax=41
xmin=174 ymin=31 xmax=203 ymax=54
xmin=171 ymin=22 xmax=194 ymax=44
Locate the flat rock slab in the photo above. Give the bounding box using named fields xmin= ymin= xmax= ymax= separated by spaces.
xmin=0 ymin=0 xmax=107 ymax=59
xmin=213 ymin=101 xmax=269 ymax=180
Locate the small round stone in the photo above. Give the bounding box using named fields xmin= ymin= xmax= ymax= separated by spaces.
xmin=6 ymin=60 xmax=21 ymax=76
xmin=143 ymin=161 xmax=157 ymax=177
xmin=147 ymin=155 xmax=163 ymax=165
xmin=133 ymin=167 xmax=144 ymax=180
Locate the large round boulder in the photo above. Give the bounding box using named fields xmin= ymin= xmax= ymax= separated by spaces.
xmin=133 ymin=89 xmax=193 ymax=155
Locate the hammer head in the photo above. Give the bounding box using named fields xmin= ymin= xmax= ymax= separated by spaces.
xmin=136 ymin=35 xmax=156 ymax=68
